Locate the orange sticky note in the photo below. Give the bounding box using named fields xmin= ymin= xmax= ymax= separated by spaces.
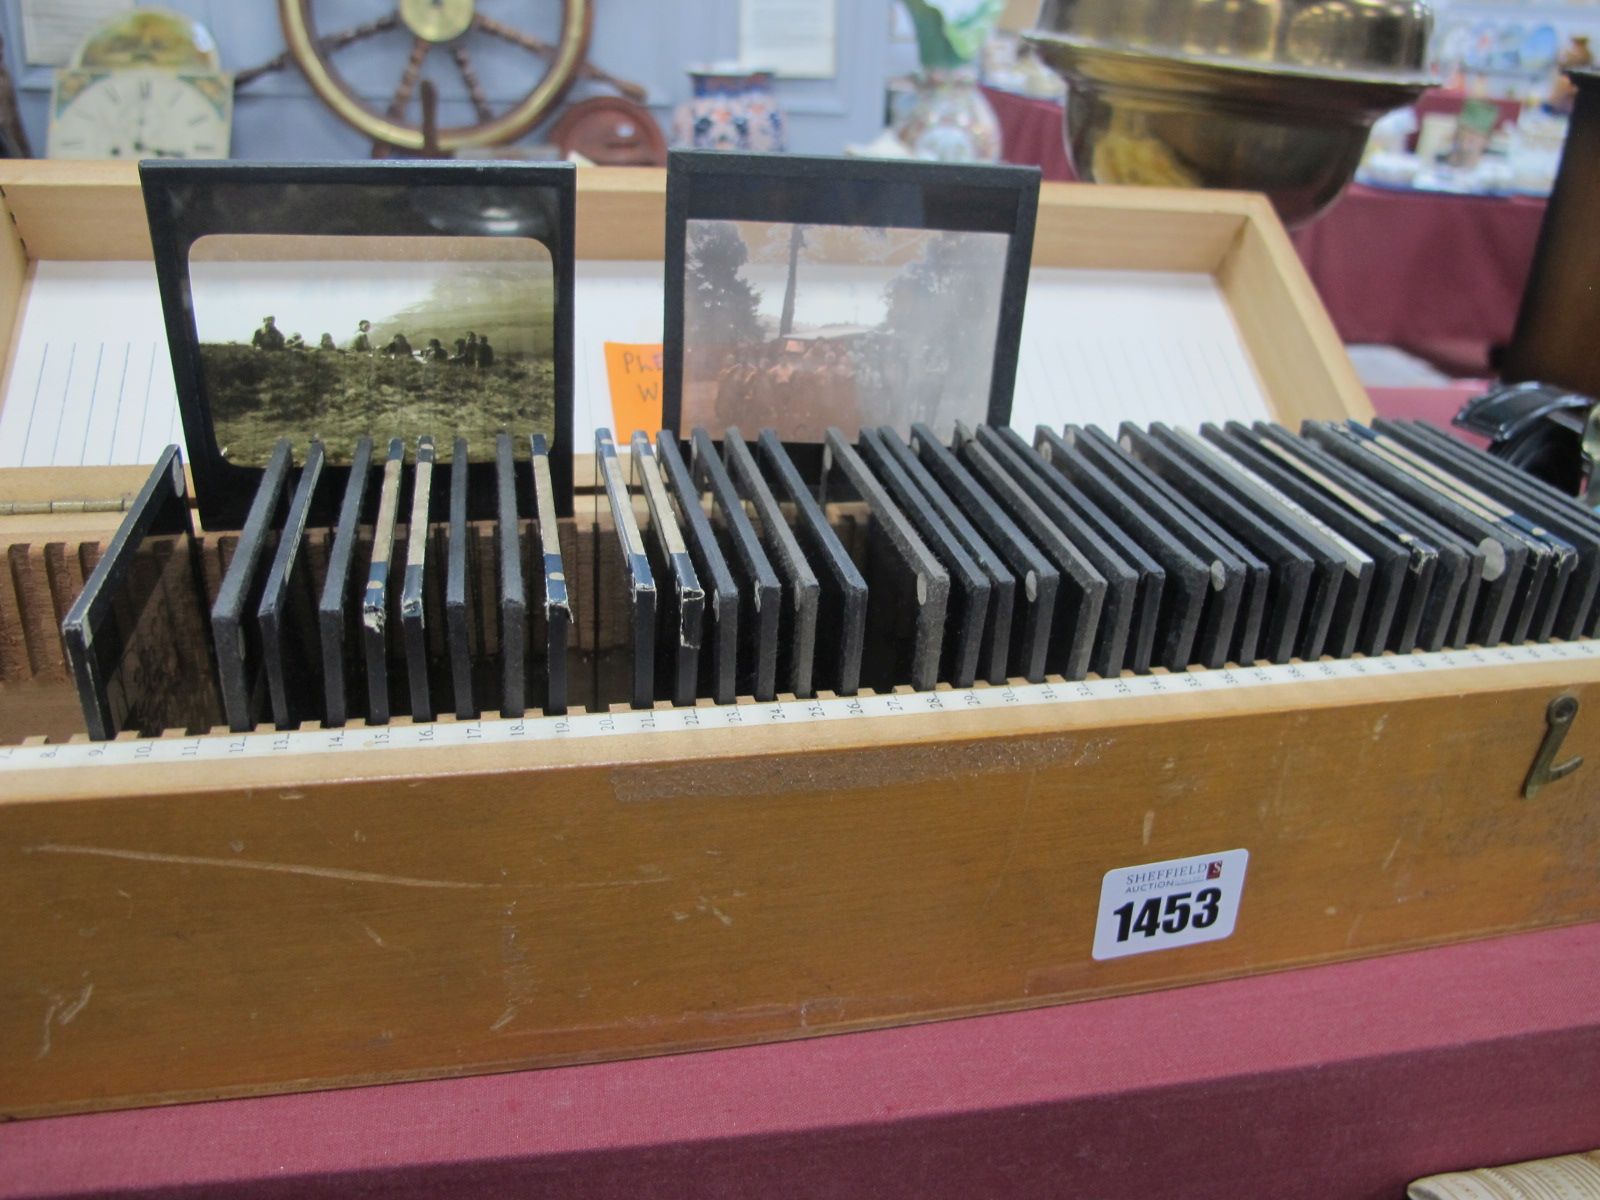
xmin=604 ymin=342 xmax=664 ymax=437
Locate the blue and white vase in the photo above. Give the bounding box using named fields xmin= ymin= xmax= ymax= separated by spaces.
xmin=673 ymin=67 xmax=787 ymax=152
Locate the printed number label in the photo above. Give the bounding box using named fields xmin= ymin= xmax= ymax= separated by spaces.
xmin=1111 ymin=888 xmax=1222 ymax=940
xmin=1092 ymin=849 xmax=1249 ymax=961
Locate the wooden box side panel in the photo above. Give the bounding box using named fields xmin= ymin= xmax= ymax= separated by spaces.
xmin=0 ymin=181 xmax=32 ymax=432
xmin=1218 ymin=200 xmax=1374 ymax=426
xmin=0 ymin=163 xmax=149 ymax=263
xmin=0 ymin=164 xmax=660 ymax=264
xmin=575 ymin=172 xmax=1255 ymax=275
xmin=575 ymin=166 xmax=668 ymax=262
xmin=1032 ymin=182 xmax=1246 ymax=274
xmin=3 ymin=671 xmax=1598 ymax=1117
xmin=0 ymin=185 xmax=27 ymax=353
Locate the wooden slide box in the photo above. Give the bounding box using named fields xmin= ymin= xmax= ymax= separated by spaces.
xmin=1 ymin=164 xmax=1597 ymax=1120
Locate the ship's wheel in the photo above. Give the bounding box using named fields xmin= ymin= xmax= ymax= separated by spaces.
xmin=266 ymin=0 xmax=615 ymax=153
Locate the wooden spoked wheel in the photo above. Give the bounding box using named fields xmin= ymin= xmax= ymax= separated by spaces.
xmin=279 ymin=0 xmax=593 ymax=152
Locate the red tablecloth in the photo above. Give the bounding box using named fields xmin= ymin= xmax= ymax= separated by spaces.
xmin=4 ymin=922 xmax=1598 ymax=1199
xmin=1370 ymin=381 xmax=1491 ymax=443
xmin=1292 ymin=183 xmax=1547 ymax=375
xmin=985 ymin=87 xmax=1546 ymax=376
xmin=985 ymin=85 xmax=1076 ymax=182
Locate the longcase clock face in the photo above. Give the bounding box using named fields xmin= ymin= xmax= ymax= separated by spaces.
xmin=48 ymin=68 xmax=232 ymax=160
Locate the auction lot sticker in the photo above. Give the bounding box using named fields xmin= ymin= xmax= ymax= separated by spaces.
xmin=1092 ymin=849 xmax=1250 ymax=961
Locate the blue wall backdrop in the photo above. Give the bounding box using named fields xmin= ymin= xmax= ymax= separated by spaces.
xmin=1 ymin=1 xmax=912 ymax=159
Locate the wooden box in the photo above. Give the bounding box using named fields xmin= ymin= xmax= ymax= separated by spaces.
xmin=1 ymin=164 xmax=1596 ymax=1119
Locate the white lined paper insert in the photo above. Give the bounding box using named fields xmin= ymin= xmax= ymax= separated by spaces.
xmin=0 ymin=261 xmax=1273 ymax=468
xmin=0 ymin=261 xmax=181 ymax=468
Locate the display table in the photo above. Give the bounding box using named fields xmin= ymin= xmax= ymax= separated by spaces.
xmin=1291 ymin=183 xmax=1547 ymax=375
xmin=985 ymin=85 xmax=1076 ymax=182
xmin=1366 ymin=379 xmax=1489 ymax=439
xmin=1411 ymin=90 xmax=1525 ymax=147
xmin=986 ymin=86 xmax=1546 ymax=376
xmin=4 ymin=922 xmax=1597 ymax=1199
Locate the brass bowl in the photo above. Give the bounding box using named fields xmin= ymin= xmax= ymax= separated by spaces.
xmin=1027 ymin=1 xmax=1437 ymax=226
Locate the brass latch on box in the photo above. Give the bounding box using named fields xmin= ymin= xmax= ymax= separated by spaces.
xmin=1524 ymin=694 xmax=1583 ymax=800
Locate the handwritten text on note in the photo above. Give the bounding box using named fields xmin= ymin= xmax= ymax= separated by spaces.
xmin=603 ymin=341 xmax=664 ymax=437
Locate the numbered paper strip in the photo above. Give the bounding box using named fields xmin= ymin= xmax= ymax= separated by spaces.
xmin=3 ymin=640 xmax=1596 ymax=775
xmin=1092 ymin=848 xmax=1250 ymax=961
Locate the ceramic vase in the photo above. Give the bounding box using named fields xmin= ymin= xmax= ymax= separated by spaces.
xmin=673 ymin=68 xmax=787 ymax=152
xmin=894 ymin=67 xmax=1002 ymax=163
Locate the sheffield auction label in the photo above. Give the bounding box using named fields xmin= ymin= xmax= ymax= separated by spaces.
xmin=1092 ymin=849 xmax=1250 ymax=961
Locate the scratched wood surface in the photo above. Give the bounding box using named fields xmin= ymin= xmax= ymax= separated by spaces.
xmin=0 ymin=163 xmax=1573 ymax=1119
xmin=2 ymin=656 xmax=1599 ymax=1117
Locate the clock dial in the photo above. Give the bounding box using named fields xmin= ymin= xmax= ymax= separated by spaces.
xmin=49 ymin=69 xmax=232 ymax=160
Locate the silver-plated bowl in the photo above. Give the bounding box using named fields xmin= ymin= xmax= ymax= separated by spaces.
xmin=1027 ymin=0 xmax=1437 ymax=226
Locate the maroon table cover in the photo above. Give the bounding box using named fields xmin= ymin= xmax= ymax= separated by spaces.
xmin=1292 ymin=183 xmax=1546 ymax=375
xmin=985 ymin=85 xmax=1076 ymax=182
xmin=4 ymin=922 xmax=1598 ymax=1199
xmin=986 ymin=86 xmax=1545 ymax=376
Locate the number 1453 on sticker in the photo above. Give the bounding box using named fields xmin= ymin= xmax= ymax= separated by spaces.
xmin=1091 ymin=849 xmax=1249 ymax=961
xmin=1112 ymin=887 xmax=1223 ymax=941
